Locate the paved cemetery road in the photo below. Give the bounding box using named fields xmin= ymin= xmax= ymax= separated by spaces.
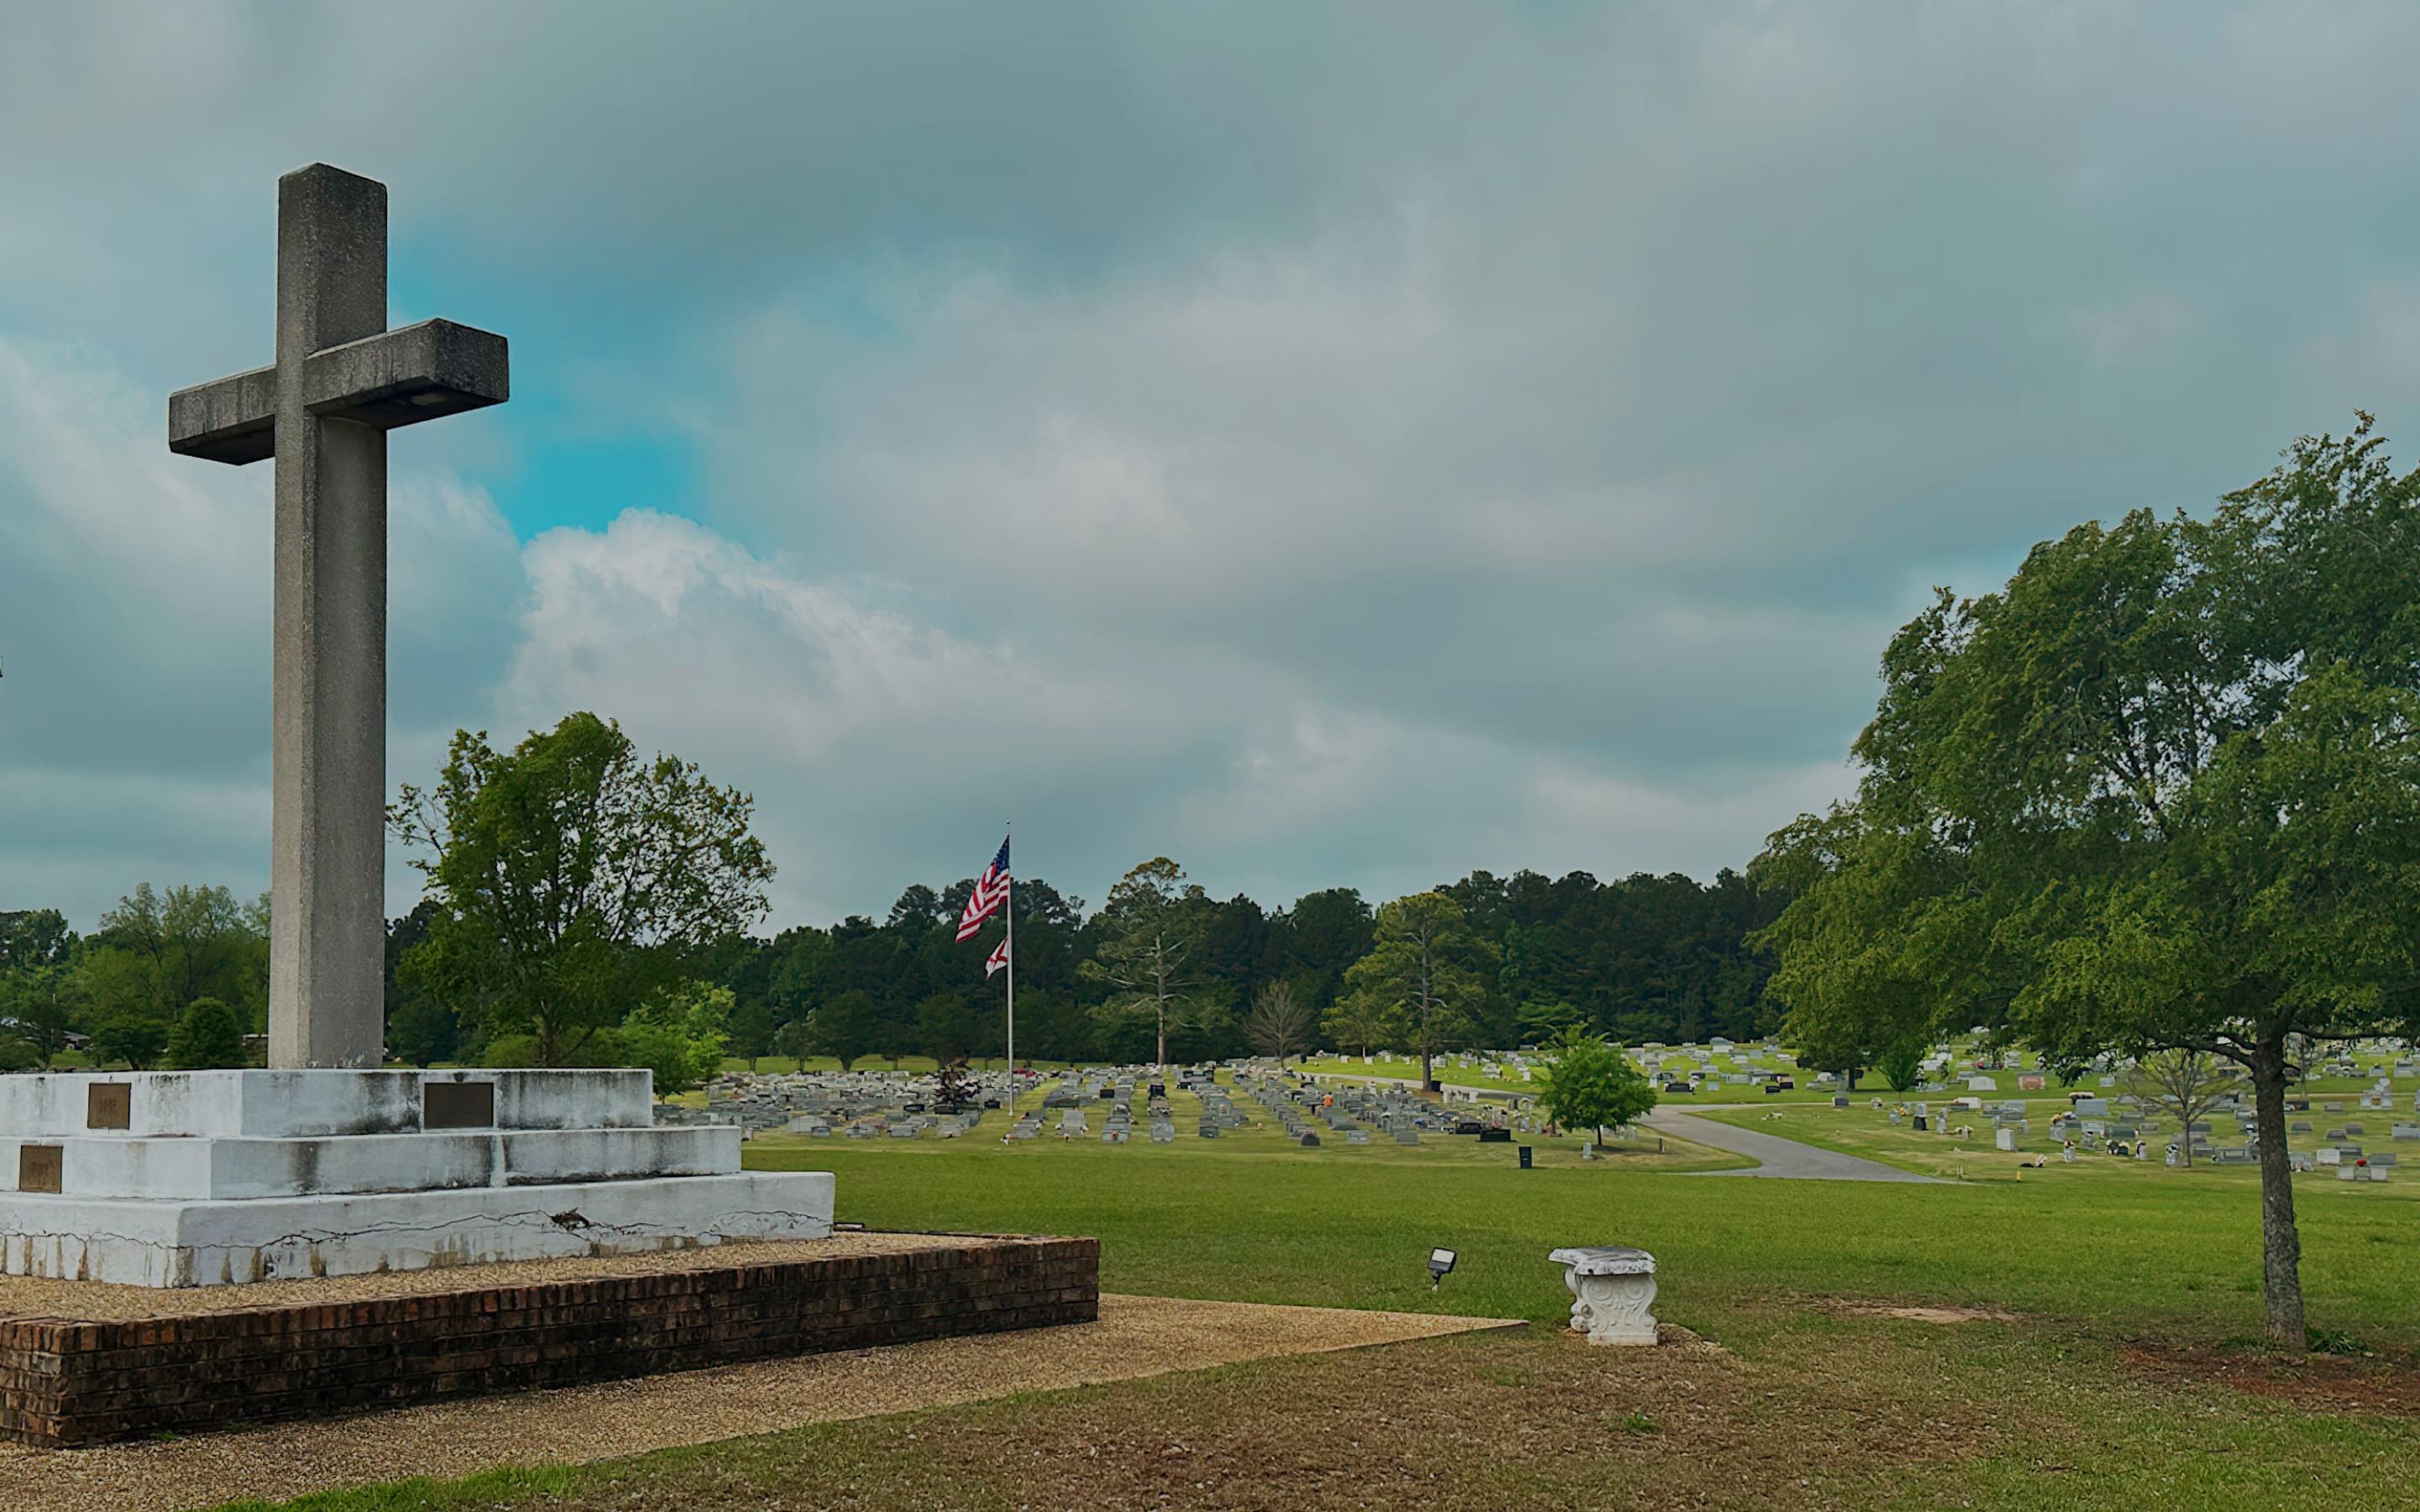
xmin=1642 ymin=1108 xmax=1943 ymax=1183
xmin=1297 ymin=1071 xmax=1938 ymax=1183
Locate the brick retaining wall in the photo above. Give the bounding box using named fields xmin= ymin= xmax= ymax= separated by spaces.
xmin=0 ymin=1235 xmax=1098 ymax=1446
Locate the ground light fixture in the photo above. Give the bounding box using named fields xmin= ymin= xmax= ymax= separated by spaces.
xmin=1428 ymin=1247 xmax=1458 ymax=1289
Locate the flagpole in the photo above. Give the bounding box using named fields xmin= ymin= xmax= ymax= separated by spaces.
xmin=1004 ymin=822 xmax=1015 ymax=1078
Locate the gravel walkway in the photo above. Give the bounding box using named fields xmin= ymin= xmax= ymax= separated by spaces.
xmin=2 ymin=1293 xmax=1521 ymax=1512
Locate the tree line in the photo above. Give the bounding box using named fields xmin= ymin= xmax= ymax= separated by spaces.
xmin=376 ymin=852 xmax=1784 ymax=1086
xmin=3 ymin=854 xmax=1786 ymax=1090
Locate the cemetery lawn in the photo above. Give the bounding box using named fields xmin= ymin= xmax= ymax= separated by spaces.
xmin=213 ymin=1116 xmax=2420 ymax=1512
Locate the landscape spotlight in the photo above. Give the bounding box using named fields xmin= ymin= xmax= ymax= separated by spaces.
xmin=1428 ymin=1247 xmax=1458 ymax=1289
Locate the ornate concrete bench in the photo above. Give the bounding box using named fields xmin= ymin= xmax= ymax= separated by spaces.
xmin=1548 ymin=1246 xmax=1658 ymax=1345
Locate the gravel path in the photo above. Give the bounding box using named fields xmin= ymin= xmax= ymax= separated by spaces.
xmin=1 ymin=1293 xmax=1522 ymax=1512
xmin=1642 ymin=1108 xmax=1943 ymax=1183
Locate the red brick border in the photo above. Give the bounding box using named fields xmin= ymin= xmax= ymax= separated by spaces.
xmin=0 ymin=1235 xmax=1098 ymax=1446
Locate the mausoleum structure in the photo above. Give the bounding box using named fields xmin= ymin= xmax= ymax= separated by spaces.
xmin=0 ymin=1068 xmax=831 ymax=1286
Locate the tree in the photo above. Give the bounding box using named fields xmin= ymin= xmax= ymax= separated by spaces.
xmin=0 ymin=911 xmax=81 ymax=1064
xmin=1081 ymin=858 xmax=1206 ymax=1070
xmin=806 ymin=990 xmax=882 ymax=1072
xmin=1322 ymin=991 xmax=1398 ymax=1059
xmin=90 ymin=885 xmax=268 ymax=1028
xmin=915 ymin=992 xmax=981 ymax=1063
xmin=1281 ymin=888 xmax=1375 ymax=1013
xmin=1334 ymin=891 xmax=1496 ymax=1087
xmin=1875 ymin=1037 xmax=1928 ymax=1095
xmin=392 ymin=713 xmax=774 ymax=1066
xmin=1760 ymin=417 xmax=2420 ymax=1353
xmin=2126 ymin=1049 xmax=2246 ymax=1169
xmin=1752 ymin=807 xmax=1955 ymax=1100
xmin=1 ymin=960 xmax=82 ymax=1068
xmin=1243 ymin=980 xmax=1318 ymax=1062
xmin=0 ymin=909 xmax=75 ymax=974
xmin=1537 ymin=1027 xmax=1658 ymax=1147
xmin=384 ymin=900 xmax=460 ymax=1067
xmin=771 ymin=1016 xmax=816 ymax=1067
xmin=166 ymin=997 xmax=247 ymax=1070
xmin=727 ymin=998 xmax=776 ymax=1072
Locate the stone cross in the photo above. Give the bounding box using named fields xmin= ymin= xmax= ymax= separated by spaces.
xmin=169 ymin=164 xmax=508 ymax=1068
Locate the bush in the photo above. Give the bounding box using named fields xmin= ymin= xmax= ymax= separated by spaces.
xmin=166 ymin=998 xmax=246 ymax=1069
xmin=89 ymin=1007 xmax=171 ymax=1070
xmin=481 ymin=1032 xmax=544 ymax=1068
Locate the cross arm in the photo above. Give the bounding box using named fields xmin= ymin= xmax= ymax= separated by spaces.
xmin=166 ymin=319 xmax=509 ymax=466
xmin=167 ymin=365 xmax=279 ymax=465
xmin=302 ymin=318 xmax=509 ymax=428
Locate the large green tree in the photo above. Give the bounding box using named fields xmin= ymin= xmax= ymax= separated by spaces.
xmin=1752 ymin=808 xmax=1954 ymax=1095
xmin=805 ymin=989 xmax=882 ymax=1072
xmin=1334 ymin=891 xmax=1495 ymax=1088
xmin=0 ymin=908 xmax=81 ymax=1067
xmin=392 ymin=713 xmax=774 ymax=1066
xmin=1760 ymin=417 xmax=2420 ymax=1353
xmin=1081 ymin=858 xmax=1208 ymax=1069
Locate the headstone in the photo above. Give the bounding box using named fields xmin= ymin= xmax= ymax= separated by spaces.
xmin=1994 ymin=1128 xmax=2016 ymax=1152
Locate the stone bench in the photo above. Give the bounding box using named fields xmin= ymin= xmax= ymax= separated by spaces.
xmin=1549 ymin=1246 xmax=1658 ymax=1346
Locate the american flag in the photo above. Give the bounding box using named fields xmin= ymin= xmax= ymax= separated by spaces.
xmin=986 ymin=937 xmax=1010 ymax=978
xmin=955 ymin=837 xmax=1011 ymax=942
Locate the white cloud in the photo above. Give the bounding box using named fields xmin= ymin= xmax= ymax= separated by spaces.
xmin=15 ymin=3 xmax=2420 ymax=927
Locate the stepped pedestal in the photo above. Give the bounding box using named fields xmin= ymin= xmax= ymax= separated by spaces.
xmin=0 ymin=1069 xmax=833 ymax=1286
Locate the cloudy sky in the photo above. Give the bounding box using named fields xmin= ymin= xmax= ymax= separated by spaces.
xmin=5 ymin=2 xmax=2417 ymax=932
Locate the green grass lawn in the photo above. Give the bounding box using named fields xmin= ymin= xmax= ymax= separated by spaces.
xmin=204 ymin=1081 xmax=2420 ymax=1512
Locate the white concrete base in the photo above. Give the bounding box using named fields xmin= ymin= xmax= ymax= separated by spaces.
xmin=0 ymin=1068 xmax=655 ymax=1139
xmin=0 ymin=1170 xmax=834 ymax=1287
xmin=1549 ymin=1245 xmax=1658 ymax=1346
xmin=2 ymin=1125 xmax=740 ymax=1201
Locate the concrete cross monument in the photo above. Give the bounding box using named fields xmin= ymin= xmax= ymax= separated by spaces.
xmin=167 ymin=163 xmax=509 ymax=1068
xmin=0 ymin=165 xmax=834 ymax=1289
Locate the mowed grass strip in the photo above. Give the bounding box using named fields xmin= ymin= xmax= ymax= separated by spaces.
xmin=762 ymin=1131 xmax=2420 ymax=1348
